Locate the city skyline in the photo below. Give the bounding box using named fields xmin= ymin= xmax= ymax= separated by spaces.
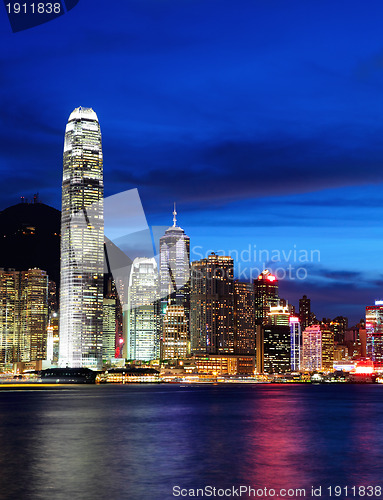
xmin=2 ymin=1 xmax=383 ymax=323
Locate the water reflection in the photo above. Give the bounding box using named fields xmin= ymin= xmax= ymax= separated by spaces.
xmin=0 ymin=385 xmax=382 ymax=500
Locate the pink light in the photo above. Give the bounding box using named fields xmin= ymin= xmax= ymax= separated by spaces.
xmin=289 ymin=317 xmax=300 ymax=323
xmin=354 ymin=366 xmax=374 ymax=374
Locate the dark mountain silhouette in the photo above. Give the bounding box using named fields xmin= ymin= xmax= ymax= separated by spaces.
xmin=0 ymin=201 xmax=60 ymax=287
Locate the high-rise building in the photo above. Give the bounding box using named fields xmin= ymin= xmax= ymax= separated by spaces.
xmin=103 ymin=298 xmax=117 ymax=362
xmin=0 ymin=269 xmax=20 ymax=364
xmin=19 ymin=268 xmax=49 ymax=362
xmin=254 ymin=270 xmax=279 ymax=325
xmin=159 ymin=205 xmax=190 ymax=356
xmin=289 ymin=316 xmax=301 ymax=371
xmin=267 ymin=300 xmax=293 ymax=326
xmin=366 ymin=301 xmax=383 ymax=363
xmin=301 ymin=325 xmax=322 ymax=371
xmin=190 ymin=253 xmax=234 ymax=354
xmin=124 ymin=257 xmax=159 ymax=361
xmin=299 ymin=295 xmax=311 ymax=332
xmin=233 ymin=281 xmax=255 ymax=355
xmin=321 ymin=328 xmax=334 ymax=371
xmin=257 ymin=324 xmax=291 ymax=374
xmin=162 ymin=305 xmax=189 ymax=359
xmin=0 ymin=267 xmax=48 ymax=364
xmin=59 ymin=107 xmax=104 ymax=370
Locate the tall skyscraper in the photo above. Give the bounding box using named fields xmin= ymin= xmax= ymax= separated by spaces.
xmin=124 ymin=257 xmax=159 ymax=361
xmin=190 ymin=253 xmax=234 ymax=354
xmin=254 ymin=270 xmax=279 ymax=325
xmin=59 ymin=107 xmax=104 ymax=370
xmin=159 ymin=205 xmax=190 ymax=357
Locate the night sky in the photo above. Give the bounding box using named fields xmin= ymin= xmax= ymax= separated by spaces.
xmin=2 ymin=0 xmax=383 ymax=323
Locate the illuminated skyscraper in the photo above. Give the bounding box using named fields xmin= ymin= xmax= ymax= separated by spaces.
xmin=19 ymin=268 xmax=49 ymax=362
xmin=289 ymin=316 xmax=301 ymax=371
xmin=0 ymin=268 xmax=48 ymax=364
xmin=301 ymin=325 xmax=322 ymax=371
xmin=190 ymin=253 xmax=234 ymax=354
xmin=254 ymin=270 xmax=279 ymax=325
xmin=159 ymin=205 xmax=190 ymax=356
xmin=366 ymin=301 xmax=383 ymax=363
xmin=0 ymin=269 xmax=20 ymax=364
xmin=233 ymin=281 xmax=255 ymax=355
xmin=321 ymin=328 xmax=334 ymax=371
xmin=125 ymin=257 xmax=159 ymax=361
xmin=162 ymin=305 xmax=189 ymax=359
xmin=59 ymin=107 xmax=104 ymax=370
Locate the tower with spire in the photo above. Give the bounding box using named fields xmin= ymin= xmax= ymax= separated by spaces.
xmin=159 ymin=204 xmax=190 ymax=359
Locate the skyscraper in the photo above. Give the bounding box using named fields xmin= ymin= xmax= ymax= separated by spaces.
xmin=299 ymin=295 xmax=311 ymax=331
xmin=19 ymin=268 xmax=49 ymax=362
xmin=125 ymin=257 xmax=159 ymax=361
xmin=254 ymin=270 xmax=279 ymax=325
xmin=162 ymin=305 xmax=189 ymax=359
xmin=159 ymin=205 xmax=190 ymax=357
xmin=59 ymin=107 xmax=104 ymax=370
xmin=233 ymin=281 xmax=255 ymax=355
xmin=301 ymin=325 xmax=322 ymax=371
xmin=190 ymin=253 xmax=234 ymax=354
xmin=289 ymin=316 xmax=301 ymax=371
xmin=0 ymin=267 xmax=48 ymax=364
xmin=366 ymin=301 xmax=383 ymax=363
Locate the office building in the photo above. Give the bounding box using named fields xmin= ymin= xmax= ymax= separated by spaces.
xmin=301 ymin=325 xmax=322 ymax=371
xmin=103 ymin=298 xmax=117 ymax=362
xmin=299 ymin=295 xmax=311 ymax=331
xmin=366 ymin=301 xmax=383 ymax=363
xmin=254 ymin=270 xmax=279 ymax=325
xmin=233 ymin=281 xmax=255 ymax=355
xmin=125 ymin=257 xmax=159 ymax=361
xmin=159 ymin=205 xmax=190 ymax=356
xmin=59 ymin=107 xmax=104 ymax=370
xmin=0 ymin=268 xmax=48 ymax=364
xmin=289 ymin=316 xmax=301 ymax=371
xmin=190 ymin=253 xmax=234 ymax=354
xmin=162 ymin=305 xmax=189 ymax=359
xmin=321 ymin=328 xmax=334 ymax=371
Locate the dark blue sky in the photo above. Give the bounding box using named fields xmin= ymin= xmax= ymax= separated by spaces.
xmin=1 ymin=0 xmax=383 ymax=323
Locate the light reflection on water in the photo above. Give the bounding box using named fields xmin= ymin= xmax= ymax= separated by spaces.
xmin=0 ymin=385 xmax=383 ymax=500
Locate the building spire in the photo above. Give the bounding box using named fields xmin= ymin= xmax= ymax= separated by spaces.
xmin=173 ymin=202 xmax=177 ymax=227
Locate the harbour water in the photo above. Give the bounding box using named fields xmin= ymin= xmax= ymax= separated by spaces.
xmin=0 ymin=384 xmax=382 ymax=500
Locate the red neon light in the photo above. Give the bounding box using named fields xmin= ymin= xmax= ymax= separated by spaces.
xmin=266 ymin=275 xmax=276 ymax=282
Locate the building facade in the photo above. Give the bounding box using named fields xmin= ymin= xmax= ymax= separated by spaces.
xmin=254 ymin=270 xmax=279 ymax=325
xmin=59 ymin=107 xmax=104 ymax=370
xmin=301 ymin=325 xmax=322 ymax=371
xmin=366 ymin=302 xmax=383 ymax=363
xmin=233 ymin=281 xmax=255 ymax=355
xmin=190 ymin=253 xmax=234 ymax=354
xmin=125 ymin=257 xmax=159 ymax=361
xmin=159 ymin=206 xmax=190 ymax=357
